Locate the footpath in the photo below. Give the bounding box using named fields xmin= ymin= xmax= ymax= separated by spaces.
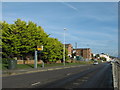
xmin=1 ymin=64 xmax=87 ymax=77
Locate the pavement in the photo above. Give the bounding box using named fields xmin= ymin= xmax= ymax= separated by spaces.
xmin=1 ymin=64 xmax=87 ymax=77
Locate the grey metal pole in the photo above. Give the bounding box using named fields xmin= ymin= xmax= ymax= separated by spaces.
xmin=42 ymin=61 xmax=44 ymax=68
xmin=63 ymin=28 xmax=66 ymax=66
xmin=34 ymin=50 xmax=37 ymax=68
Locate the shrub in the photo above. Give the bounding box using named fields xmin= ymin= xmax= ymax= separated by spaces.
xmin=2 ymin=58 xmax=15 ymax=64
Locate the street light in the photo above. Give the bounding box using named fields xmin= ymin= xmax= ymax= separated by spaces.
xmin=86 ymin=44 xmax=89 ymax=61
xmin=63 ymin=28 xmax=67 ymax=66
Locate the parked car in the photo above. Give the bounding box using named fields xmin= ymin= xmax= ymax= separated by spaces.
xmin=93 ymin=61 xmax=98 ymax=65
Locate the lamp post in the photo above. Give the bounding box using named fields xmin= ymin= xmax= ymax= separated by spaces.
xmin=86 ymin=44 xmax=89 ymax=61
xmin=63 ymin=28 xmax=67 ymax=66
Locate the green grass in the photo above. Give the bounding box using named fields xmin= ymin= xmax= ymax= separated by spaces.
xmin=0 ymin=63 xmax=2 ymax=70
xmin=2 ymin=61 xmax=94 ymax=70
xmin=2 ymin=64 xmax=8 ymax=70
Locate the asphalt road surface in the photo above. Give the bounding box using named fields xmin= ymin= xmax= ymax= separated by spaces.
xmin=2 ymin=63 xmax=113 ymax=89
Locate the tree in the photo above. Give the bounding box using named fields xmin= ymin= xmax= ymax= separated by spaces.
xmin=2 ymin=19 xmax=66 ymax=62
xmin=41 ymin=37 xmax=65 ymax=62
xmin=100 ymin=57 xmax=106 ymax=61
xmin=95 ymin=54 xmax=100 ymax=58
xmin=2 ymin=21 xmax=14 ymax=58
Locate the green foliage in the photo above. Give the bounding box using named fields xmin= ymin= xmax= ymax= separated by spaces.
xmin=100 ymin=57 xmax=106 ymax=61
xmin=2 ymin=19 xmax=65 ymax=62
xmin=90 ymin=58 xmax=94 ymax=61
xmin=94 ymin=54 xmax=100 ymax=58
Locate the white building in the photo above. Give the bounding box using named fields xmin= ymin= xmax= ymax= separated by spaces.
xmin=99 ymin=53 xmax=110 ymax=61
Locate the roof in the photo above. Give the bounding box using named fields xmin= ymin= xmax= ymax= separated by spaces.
xmin=63 ymin=44 xmax=71 ymax=45
xmin=65 ymin=44 xmax=71 ymax=46
xmin=73 ymin=48 xmax=91 ymax=50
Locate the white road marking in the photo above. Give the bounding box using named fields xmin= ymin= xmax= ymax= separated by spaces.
xmin=82 ymin=80 xmax=87 ymax=82
xmin=31 ymin=82 xmax=41 ymax=86
xmin=55 ymin=68 xmax=62 ymax=70
xmin=67 ymin=73 xmax=71 ymax=76
xmin=73 ymin=83 xmax=79 ymax=85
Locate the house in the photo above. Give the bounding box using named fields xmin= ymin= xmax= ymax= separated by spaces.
xmin=99 ymin=53 xmax=110 ymax=61
xmin=73 ymin=48 xmax=92 ymax=59
xmin=65 ymin=44 xmax=73 ymax=57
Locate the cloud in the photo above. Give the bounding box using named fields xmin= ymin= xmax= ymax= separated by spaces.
xmin=77 ymin=30 xmax=117 ymax=39
xmin=44 ymin=25 xmax=117 ymax=49
xmin=61 ymin=2 xmax=80 ymax=12
xmin=61 ymin=2 xmax=117 ymax=24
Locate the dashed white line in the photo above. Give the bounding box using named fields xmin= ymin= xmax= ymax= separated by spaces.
xmin=67 ymin=73 xmax=71 ymax=76
xmin=31 ymin=82 xmax=41 ymax=86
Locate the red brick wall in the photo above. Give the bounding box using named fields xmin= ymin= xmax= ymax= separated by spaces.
xmin=74 ymin=48 xmax=91 ymax=59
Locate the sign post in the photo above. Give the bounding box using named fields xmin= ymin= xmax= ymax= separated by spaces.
xmin=34 ymin=45 xmax=43 ymax=69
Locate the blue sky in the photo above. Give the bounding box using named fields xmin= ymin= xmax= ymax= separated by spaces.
xmin=2 ymin=2 xmax=118 ymax=56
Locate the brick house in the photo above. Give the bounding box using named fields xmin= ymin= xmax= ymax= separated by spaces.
xmin=73 ymin=48 xmax=92 ymax=59
xmin=65 ymin=44 xmax=73 ymax=57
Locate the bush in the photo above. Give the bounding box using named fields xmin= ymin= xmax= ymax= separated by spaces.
xmin=2 ymin=58 xmax=15 ymax=64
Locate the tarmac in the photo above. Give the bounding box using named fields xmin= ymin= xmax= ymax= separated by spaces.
xmin=1 ymin=64 xmax=87 ymax=77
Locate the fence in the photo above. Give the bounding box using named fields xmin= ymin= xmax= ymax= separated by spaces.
xmin=17 ymin=60 xmax=62 ymax=64
xmin=112 ymin=59 xmax=120 ymax=90
xmin=17 ymin=60 xmax=43 ymax=64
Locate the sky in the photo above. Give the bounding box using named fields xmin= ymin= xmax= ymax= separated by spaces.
xmin=2 ymin=2 xmax=118 ymax=56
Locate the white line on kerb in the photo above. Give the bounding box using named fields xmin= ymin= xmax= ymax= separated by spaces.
xmin=31 ymin=82 xmax=41 ymax=86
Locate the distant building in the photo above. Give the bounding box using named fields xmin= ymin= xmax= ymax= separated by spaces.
xmin=65 ymin=44 xmax=73 ymax=57
xmin=73 ymin=48 xmax=92 ymax=59
xmin=99 ymin=53 xmax=110 ymax=61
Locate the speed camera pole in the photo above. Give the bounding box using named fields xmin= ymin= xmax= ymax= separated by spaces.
xmin=34 ymin=45 xmax=43 ymax=69
xmin=34 ymin=50 xmax=37 ymax=69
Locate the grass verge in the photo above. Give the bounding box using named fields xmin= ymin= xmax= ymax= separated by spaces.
xmin=2 ymin=61 xmax=96 ymax=70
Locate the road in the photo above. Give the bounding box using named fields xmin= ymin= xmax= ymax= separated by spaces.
xmin=2 ymin=63 xmax=113 ymax=89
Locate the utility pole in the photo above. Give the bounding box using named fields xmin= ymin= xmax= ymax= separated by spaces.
xmin=86 ymin=44 xmax=89 ymax=61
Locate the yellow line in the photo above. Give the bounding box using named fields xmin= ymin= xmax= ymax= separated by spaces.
xmin=55 ymin=68 xmax=63 ymax=70
xmin=2 ymin=65 xmax=81 ymax=77
xmin=64 ymin=67 xmax=70 ymax=68
xmin=48 ymin=68 xmax=54 ymax=70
